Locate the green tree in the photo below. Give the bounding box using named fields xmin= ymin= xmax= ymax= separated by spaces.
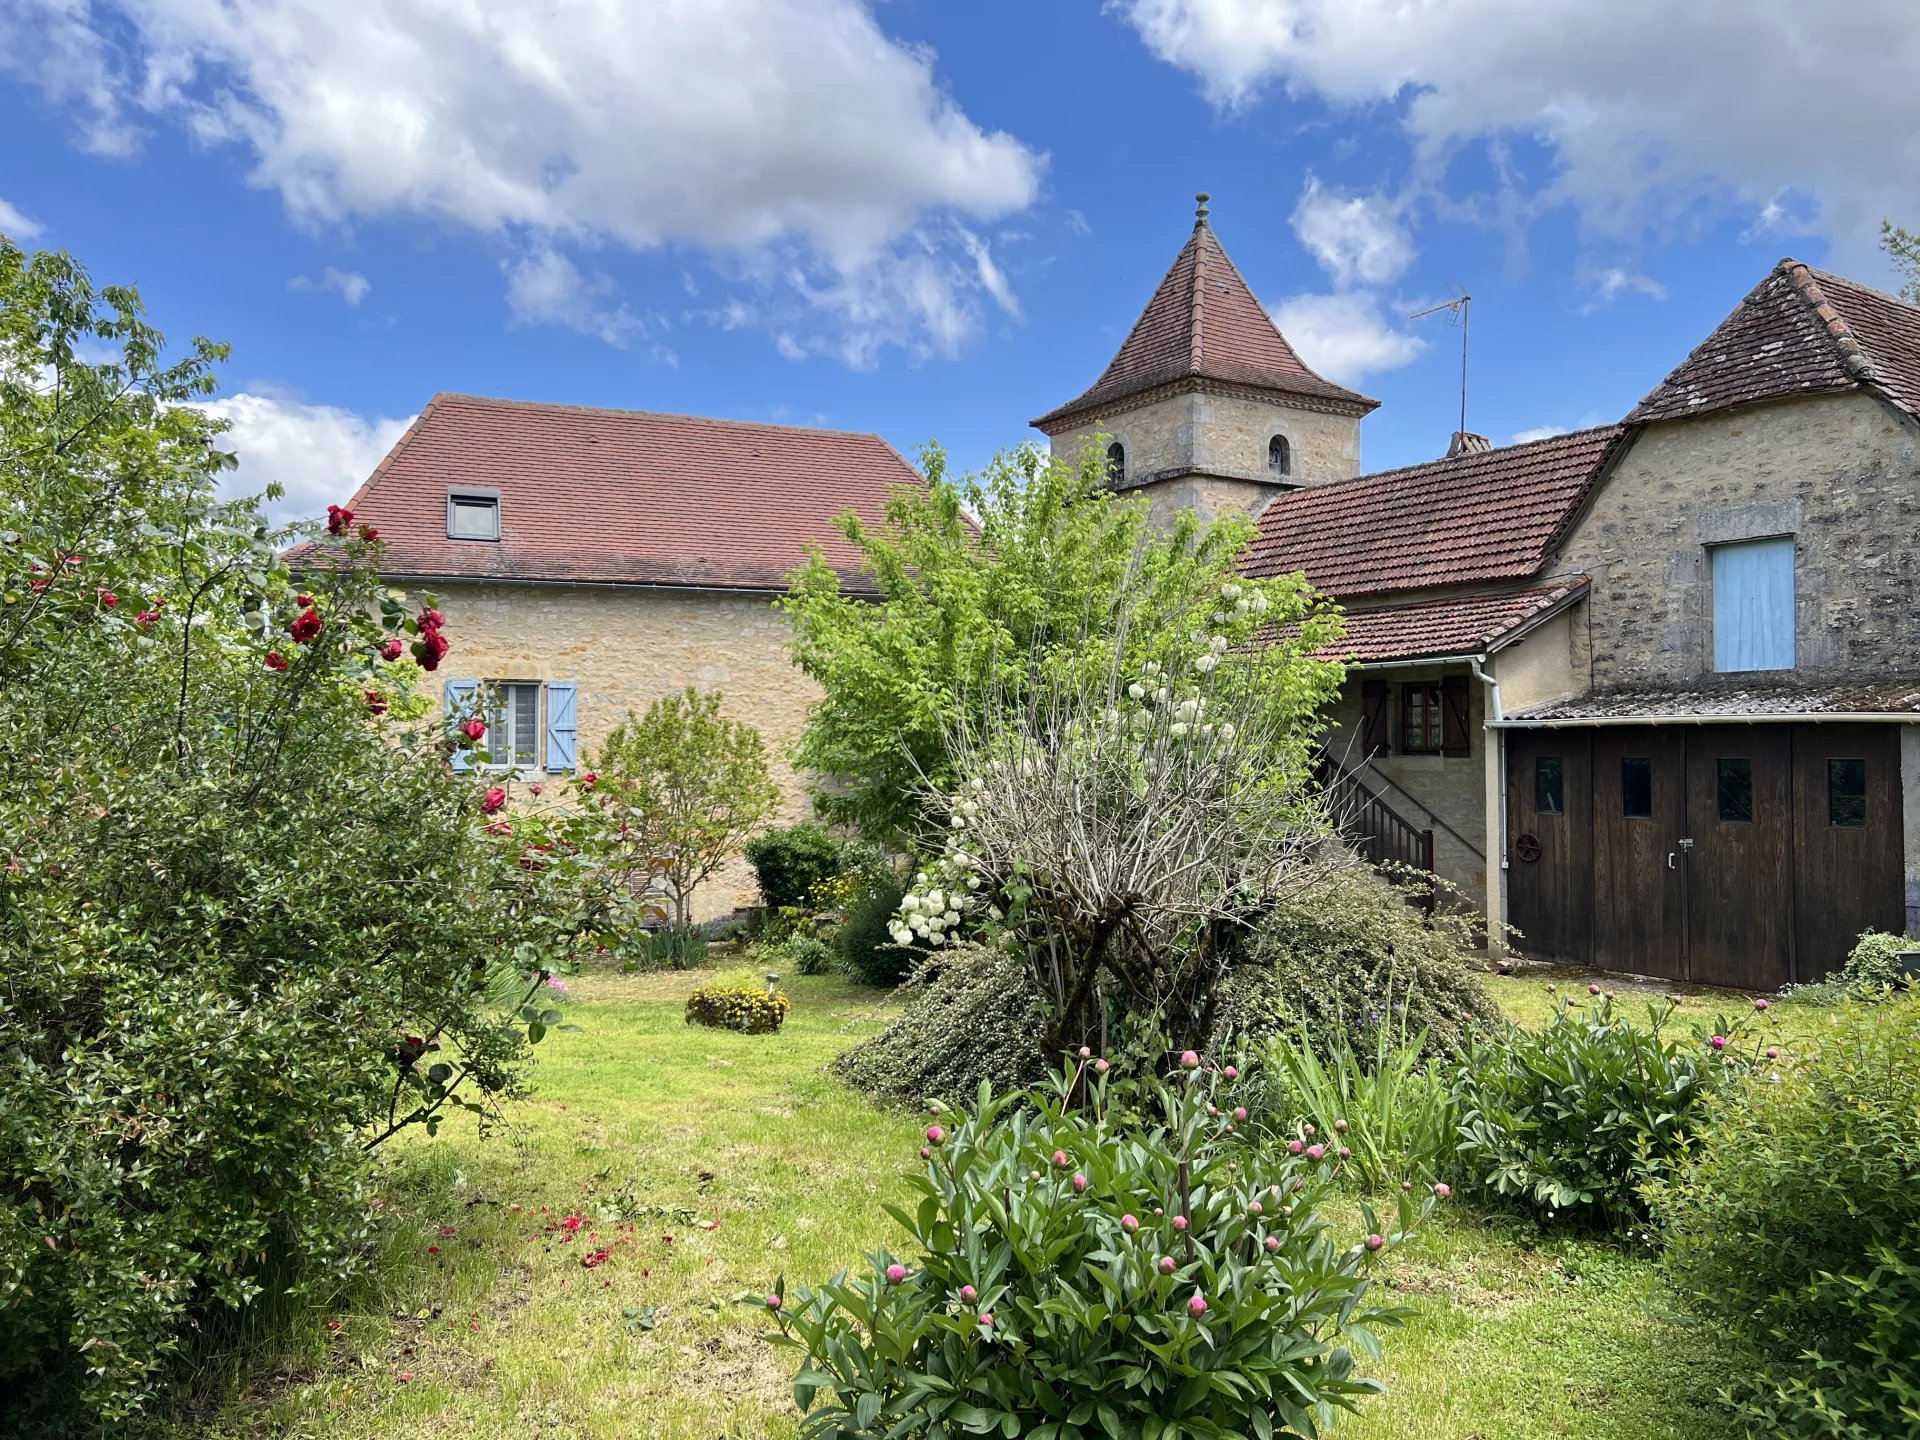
xmin=594 ymin=687 xmax=781 ymax=928
xmin=1882 ymin=219 xmax=1920 ymax=302
xmin=0 ymin=234 xmax=642 ymax=1426
xmin=778 ymin=441 xmax=1292 ymax=838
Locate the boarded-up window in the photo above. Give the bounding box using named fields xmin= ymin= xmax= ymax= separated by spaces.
xmin=1711 ymin=536 xmax=1795 ymax=671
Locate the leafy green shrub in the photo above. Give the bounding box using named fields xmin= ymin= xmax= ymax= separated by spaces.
xmin=1780 ymin=929 xmax=1918 ymax=1004
xmin=757 ymin=1058 xmax=1438 ymax=1438
xmin=1248 ymin=1022 xmax=1455 ymax=1192
xmin=0 ymin=239 xmax=639 ymax=1427
xmin=1654 ymin=992 xmax=1920 ymax=1435
xmin=1451 ymin=991 xmax=1755 ymax=1228
xmin=781 ymin=934 xmax=838 ymax=977
xmin=632 ymin=921 xmax=708 ymax=971
xmin=833 ymin=945 xmax=1048 ymax=1107
xmin=685 ymin=983 xmax=791 ymax=1034
xmin=837 ymin=864 xmax=913 ymax=988
xmin=745 ymin=823 xmax=846 ymax=912
xmin=1226 ymin=866 xmax=1498 ymax=1064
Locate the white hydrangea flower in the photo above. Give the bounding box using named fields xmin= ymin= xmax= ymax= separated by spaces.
xmin=1219 ymin=721 xmax=1237 ymax=741
xmin=1209 ymin=635 xmax=1228 ymax=654
xmin=949 ymin=814 xmax=966 ymax=829
xmin=1170 ymin=721 xmax=1190 ymax=738
xmin=1221 ymin=582 xmax=1241 ymax=600
xmin=1142 ymin=659 xmax=1160 ymax=677
xmin=943 ymin=909 xmax=961 ymax=925
xmin=1250 ymin=590 xmax=1269 ymax=613
xmin=1195 ymin=653 xmax=1219 ymax=674
xmin=1128 ymin=683 xmax=1145 ymax=700
xmin=1154 ymin=687 xmax=1170 ymax=703
xmin=1234 ymin=597 xmax=1251 ymax=615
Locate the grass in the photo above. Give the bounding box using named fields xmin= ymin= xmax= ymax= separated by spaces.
xmin=195 ymin=963 xmax=1768 ymax=1439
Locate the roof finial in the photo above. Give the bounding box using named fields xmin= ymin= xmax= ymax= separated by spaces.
xmin=1194 ymin=191 xmax=1211 ymax=229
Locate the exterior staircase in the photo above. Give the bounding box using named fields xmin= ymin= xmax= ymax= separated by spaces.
xmin=1313 ymin=753 xmax=1437 ymax=909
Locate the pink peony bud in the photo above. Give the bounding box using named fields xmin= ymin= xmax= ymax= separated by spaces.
xmin=1172 ymin=1215 xmax=1189 ymax=1232
xmin=1071 ymin=1173 xmax=1088 ymax=1193
xmin=1078 ymin=1046 xmax=1092 ymax=1058
xmin=1334 ymin=1118 xmax=1348 ymax=1133
xmin=1053 ymin=1150 xmax=1070 ymax=1169
xmin=1094 ymin=1058 xmax=1110 ymax=1074
xmin=926 ymin=1125 xmax=946 ymax=1144
xmin=1180 ymin=1050 xmax=1200 ymax=1070
xmin=1188 ymin=1294 xmax=1208 ymax=1317
xmin=960 ymin=1284 xmax=977 ymax=1303
xmin=1433 ymin=1183 xmax=1452 ymax=1199
xmin=1223 ymin=1065 xmax=1239 ymax=1080
xmin=1366 ymin=1234 xmax=1385 ymax=1252
xmin=1709 ymin=1035 xmax=1727 ymax=1051
xmin=919 ymin=1147 xmax=931 ymax=1160
xmin=1120 ymin=1214 xmax=1139 ymax=1233
xmin=886 ymin=1264 xmax=907 ymax=1285
xmin=1159 ymin=1256 xmax=1176 ymax=1274
xmin=1249 ymin=1200 xmax=1263 ymax=1215
xmin=1304 ymin=1123 xmax=1316 ymax=1136
xmin=1288 ymin=1140 xmax=1304 ymax=1155
xmin=1338 ymin=1146 xmax=1351 ymax=1160
xmin=978 ymin=1312 xmax=993 ymax=1328
xmin=765 ymin=1294 xmax=782 ymax=1310
xmin=1307 ymin=1144 xmax=1325 ymax=1161
xmin=1233 ymin=1107 xmax=1247 ymax=1122
xmin=1765 ymin=1047 xmax=1779 ymax=1060
xmin=1588 ymin=983 xmax=1601 ymax=995
xmin=1753 ymin=997 xmax=1770 ymax=1011
xmin=1206 ymin=1104 xmax=1218 ymax=1117
xmin=1264 ymin=1235 xmax=1280 ymax=1252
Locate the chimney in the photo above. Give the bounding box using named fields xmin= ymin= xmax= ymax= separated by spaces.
xmin=1447 ymin=430 xmax=1491 ymax=458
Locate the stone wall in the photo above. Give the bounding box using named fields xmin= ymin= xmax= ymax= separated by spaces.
xmin=1552 ymin=390 xmax=1920 ymax=688
xmin=1047 ymin=382 xmax=1365 ymax=523
xmin=428 ymin=580 xmax=819 ymax=921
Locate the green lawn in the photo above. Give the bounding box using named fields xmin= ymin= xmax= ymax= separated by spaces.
xmin=197 ymin=966 xmax=1755 ymax=1439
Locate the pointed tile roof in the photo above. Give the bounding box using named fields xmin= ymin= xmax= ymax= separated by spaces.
xmin=1629 ymin=258 xmax=1920 ymax=423
xmin=1032 ymin=198 xmax=1377 ymax=430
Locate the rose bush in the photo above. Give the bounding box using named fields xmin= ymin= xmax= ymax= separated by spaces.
xmin=0 ymin=237 xmax=649 ymax=1428
xmin=757 ymin=1055 xmax=1435 ymax=1438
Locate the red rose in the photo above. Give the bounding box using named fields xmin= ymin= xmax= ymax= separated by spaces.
xmin=419 ymin=608 xmax=446 ymax=630
xmin=462 ymin=717 xmax=486 ymax=742
xmin=365 ymin=690 xmax=389 ymax=716
xmin=136 ymin=610 xmax=160 ymax=625
xmin=326 ymin=504 xmax=354 ymax=536
xmin=529 ymin=784 xmax=542 ymax=797
xmin=412 ymin=628 xmax=449 ymax=672
xmin=265 ymin=652 xmax=288 ymax=671
xmin=485 ymin=820 xmax=512 ymax=837
xmin=29 ymin=579 xmax=49 ymax=593
xmin=481 ymin=787 xmax=507 ymax=814
xmin=580 ymin=772 xmax=597 ymax=789
xmin=380 ymin=637 xmax=404 ymax=661
xmin=296 ymin=593 xmax=313 ymax=607
xmin=289 ymin=607 xmax=323 ymax=643
xmin=97 ymin=590 xmax=117 ymax=608
xmin=358 ymin=525 xmax=380 ymax=541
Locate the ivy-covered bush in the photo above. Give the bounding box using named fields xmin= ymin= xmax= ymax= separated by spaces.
xmin=1654 ymin=992 xmax=1920 ymax=1436
xmin=1450 ymin=990 xmax=1759 ymax=1228
xmin=1226 ymin=865 xmax=1498 ymax=1064
xmin=685 ymin=983 xmax=791 ymax=1034
xmin=0 ymin=239 xmax=639 ymax=1428
xmin=745 ymin=823 xmax=846 ymax=912
xmin=758 ymin=1056 xmax=1438 ymax=1438
xmin=779 ymin=933 xmax=839 ymax=976
xmin=1782 ymin=928 xmax=1919 ymax=1004
xmin=833 ymin=945 xmax=1047 ymax=1106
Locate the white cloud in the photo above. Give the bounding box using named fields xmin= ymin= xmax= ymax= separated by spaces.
xmin=199 ymin=392 xmax=414 ymax=523
xmin=1511 ymin=424 xmax=1570 ymax=444
xmin=1290 ymin=175 xmax=1413 ymax=288
xmin=1579 ymin=267 xmax=1667 ymax=313
xmin=502 ymin=246 xmax=659 ymax=353
xmin=288 ymin=265 xmax=370 ymax=305
xmin=6 ymin=0 xmax=1045 ymax=363
xmin=0 ymin=195 xmax=43 ymax=239
xmin=1268 ymin=291 xmax=1424 ymax=385
xmin=1113 ymin=0 xmax=1920 ymax=268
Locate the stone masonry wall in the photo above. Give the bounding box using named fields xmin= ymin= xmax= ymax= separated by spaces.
xmin=429 ymin=581 xmax=819 ymax=922
xmin=1552 ymin=390 xmax=1920 ymax=688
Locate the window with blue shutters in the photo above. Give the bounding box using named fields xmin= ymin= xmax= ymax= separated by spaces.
xmin=544 ymin=680 xmax=577 ymax=773
xmin=1711 ymin=536 xmax=1796 ymax=672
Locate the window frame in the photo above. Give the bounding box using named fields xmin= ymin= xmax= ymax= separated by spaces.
xmin=1715 ymin=757 xmax=1754 ymax=823
xmin=1534 ymin=756 xmax=1565 ymax=815
xmin=1400 ymin=682 xmax=1444 ymax=754
xmin=1709 ymin=534 xmax=1796 ymax=672
xmin=481 ymin=680 xmax=542 ymax=771
xmin=447 ymin=488 xmax=502 ymax=542
xmin=1827 ymin=757 xmax=1867 ymax=828
xmin=1620 ymin=756 xmax=1653 ymax=819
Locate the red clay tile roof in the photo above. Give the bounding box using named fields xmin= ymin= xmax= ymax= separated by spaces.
xmin=1629 ymin=258 xmax=1920 ymax=423
xmin=1242 ymin=426 xmax=1625 ymax=598
xmin=1304 ymin=582 xmax=1588 ymax=664
xmin=327 ymin=393 xmax=926 ymax=592
xmin=1031 ymin=214 xmax=1377 ymax=430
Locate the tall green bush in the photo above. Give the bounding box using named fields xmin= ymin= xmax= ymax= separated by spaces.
xmin=759 ymin=1057 xmax=1437 ymax=1438
xmin=0 ymin=237 xmax=635 ymax=1426
xmin=1654 ymin=992 xmax=1920 ymax=1435
xmin=836 ymin=863 xmax=913 ymax=988
xmin=744 ymin=822 xmax=846 ymax=912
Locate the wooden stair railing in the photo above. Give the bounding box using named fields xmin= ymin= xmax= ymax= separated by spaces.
xmin=1313 ymin=754 xmax=1437 ymax=909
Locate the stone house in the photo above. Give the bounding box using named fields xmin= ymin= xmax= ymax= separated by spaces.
xmin=1044 ymin=204 xmax=1920 ymax=987
xmin=337 ymin=392 xmax=928 ymax=921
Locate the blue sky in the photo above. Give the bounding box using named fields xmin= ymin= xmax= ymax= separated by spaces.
xmin=3 ymin=0 xmax=1916 ymax=521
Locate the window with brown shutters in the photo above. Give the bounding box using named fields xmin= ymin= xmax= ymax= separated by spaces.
xmin=1361 ymin=680 xmax=1390 ymax=755
xmin=1441 ymin=674 xmax=1471 ymax=757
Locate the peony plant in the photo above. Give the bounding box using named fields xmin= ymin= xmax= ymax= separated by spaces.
xmin=755 ymin=1053 xmax=1438 ymax=1438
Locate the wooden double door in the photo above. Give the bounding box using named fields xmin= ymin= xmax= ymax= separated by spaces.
xmin=1505 ymin=723 xmax=1905 ymax=989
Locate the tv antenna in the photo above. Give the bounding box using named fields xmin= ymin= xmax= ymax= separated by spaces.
xmin=1409 ymin=291 xmax=1472 ymax=439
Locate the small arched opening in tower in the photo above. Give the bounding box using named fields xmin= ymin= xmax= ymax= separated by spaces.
xmin=1267 ymin=434 xmax=1291 ymax=477
xmin=1106 ymin=441 xmax=1126 ymax=487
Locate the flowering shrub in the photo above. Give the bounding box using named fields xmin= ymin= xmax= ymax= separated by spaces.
xmin=685 ymin=983 xmax=791 ymax=1034
xmin=1450 ymin=990 xmax=1757 ymax=1228
xmin=759 ymin=1055 xmax=1436 ymax=1437
xmin=1654 ymin=991 xmax=1920 ymax=1435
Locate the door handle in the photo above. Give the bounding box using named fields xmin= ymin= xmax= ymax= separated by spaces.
xmin=1667 ymin=852 xmax=1676 ymax=870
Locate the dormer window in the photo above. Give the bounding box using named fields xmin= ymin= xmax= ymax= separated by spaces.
xmin=448 ymin=490 xmax=501 ymax=541
xmin=1268 ymin=434 xmax=1291 ymax=476
xmin=1106 ymin=442 xmax=1126 ymax=487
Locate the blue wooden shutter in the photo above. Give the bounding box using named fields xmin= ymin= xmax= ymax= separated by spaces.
xmin=1712 ymin=538 xmax=1795 ymax=671
xmin=444 ymin=679 xmax=479 ymax=772
xmin=544 ymin=681 xmax=577 ymax=772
